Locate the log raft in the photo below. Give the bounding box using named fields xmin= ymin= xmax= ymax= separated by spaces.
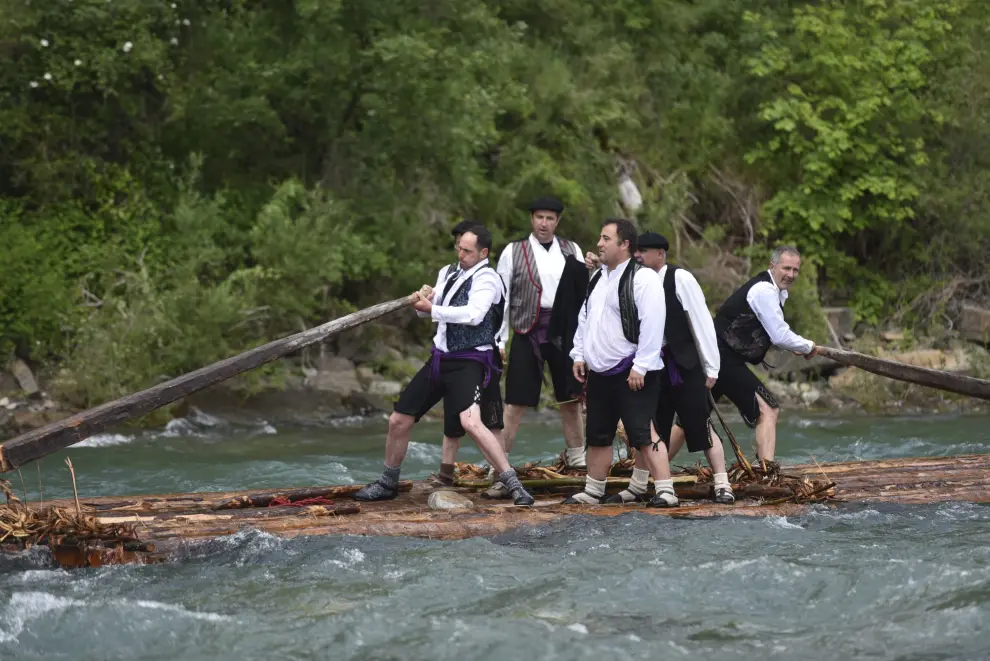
xmin=13 ymin=453 xmax=990 ymax=569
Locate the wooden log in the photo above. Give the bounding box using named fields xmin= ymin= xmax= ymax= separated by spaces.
xmin=80 ymin=482 xmax=415 ymax=514
xmin=816 ymin=345 xmax=990 ymax=400
xmin=454 ymin=475 xmax=698 ymax=489
xmin=0 ymin=295 xmax=417 ymax=472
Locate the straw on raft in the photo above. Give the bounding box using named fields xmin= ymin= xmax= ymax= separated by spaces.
xmin=0 ymin=479 xmax=147 ymax=552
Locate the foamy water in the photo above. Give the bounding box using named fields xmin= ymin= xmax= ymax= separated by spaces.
xmin=2 ymin=413 xmax=990 ymax=659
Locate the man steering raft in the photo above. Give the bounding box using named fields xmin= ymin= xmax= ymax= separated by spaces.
xmin=354 ymin=226 xmax=535 ymax=506
xmin=669 ymin=245 xmax=818 ymax=465
xmin=566 ymin=219 xmax=678 ymax=508
xmin=606 ymin=232 xmax=734 ymax=505
xmin=433 ymin=220 xmax=505 ymax=487
xmin=487 ymin=196 xmax=586 ymax=500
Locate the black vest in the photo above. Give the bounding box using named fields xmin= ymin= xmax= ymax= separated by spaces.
xmin=713 ymin=270 xmax=778 ymax=364
xmin=441 ymin=266 xmax=505 ymax=352
xmin=585 ymin=261 xmax=641 ymax=344
xmin=662 ymin=265 xmax=700 ymax=370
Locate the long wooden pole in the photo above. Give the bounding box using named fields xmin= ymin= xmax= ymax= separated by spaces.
xmin=816 ymin=346 xmax=990 ymax=401
xmin=0 ymin=295 xmax=417 ymax=472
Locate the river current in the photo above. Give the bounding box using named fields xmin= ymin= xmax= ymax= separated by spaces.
xmin=2 ymin=411 xmax=990 ymax=660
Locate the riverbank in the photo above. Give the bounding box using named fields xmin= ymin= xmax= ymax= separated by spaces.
xmin=2 ymin=325 xmax=989 ymax=440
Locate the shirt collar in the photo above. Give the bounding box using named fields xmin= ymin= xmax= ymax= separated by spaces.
xmin=605 ymin=257 xmax=632 ymax=279
xmin=458 ymin=258 xmax=489 ymax=278
xmin=529 ymin=234 xmax=557 ymax=249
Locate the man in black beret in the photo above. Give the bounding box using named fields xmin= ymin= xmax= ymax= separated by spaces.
xmin=487 ymin=196 xmax=586 ymax=498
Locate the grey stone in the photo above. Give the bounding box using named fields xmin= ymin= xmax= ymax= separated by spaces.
xmin=823 ymin=307 xmax=853 ymax=337
xmin=961 ymin=304 xmax=990 ymax=344
xmin=428 ymin=491 xmax=475 ymax=510
xmin=356 ymin=366 xmax=381 ymax=387
xmin=316 ymin=355 xmax=356 ymax=373
xmin=801 ymin=388 xmax=822 ymax=405
xmin=307 ymin=367 xmax=362 ymax=399
xmin=10 ymin=359 xmax=40 ymax=397
xmin=367 ymin=380 xmax=402 ymax=396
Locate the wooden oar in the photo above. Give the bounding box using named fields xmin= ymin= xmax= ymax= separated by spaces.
xmin=815 ymin=346 xmax=990 ymax=401
xmin=708 ymin=391 xmax=757 ymax=479
xmin=0 ymin=295 xmax=418 ymax=472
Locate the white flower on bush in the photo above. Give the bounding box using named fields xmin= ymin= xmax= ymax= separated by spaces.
xmin=74 ymin=59 xmax=82 ymax=66
xmin=43 ymin=73 xmax=52 ymax=81
xmin=182 ymin=18 xmax=190 ymax=26
xmin=170 ymin=37 xmax=179 ymax=46
xmin=40 ymin=39 xmax=49 ymax=47
xmin=29 ymin=81 xmax=38 ymax=88
xmin=122 ymin=41 xmax=133 ymax=53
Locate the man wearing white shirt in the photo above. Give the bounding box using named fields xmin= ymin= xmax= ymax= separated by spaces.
xmin=705 ymin=245 xmax=819 ymax=464
xmin=487 ymin=196 xmax=585 ymax=500
xmin=354 ymin=227 xmax=534 ymax=506
xmin=432 ymin=220 xmax=505 ymax=487
xmin=604 ymin=232 xmax=735 ymax=505
xmin=565 ymin=218 xmax=678 ymax=508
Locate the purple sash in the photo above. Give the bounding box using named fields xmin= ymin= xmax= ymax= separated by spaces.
xmin=596 ymin=354 xmax=635 ymax=377
xmin=660 ymin=347 xmax=683 ymax=386
xmin=430 ymin=347 xmax=502 ymax=388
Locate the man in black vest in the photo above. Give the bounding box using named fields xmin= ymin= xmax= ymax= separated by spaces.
xmin=605 ymin=232 xmax=734 ymax=504
xmin=433 ymin=220 xmax=505 ymax=487
xmin=565 ymin=219 xmax=678 ymax=508
xmin=683 ymin=245 xmax=818 ymax=465
xmin=354 ymin=227 xmax=534 ymax=506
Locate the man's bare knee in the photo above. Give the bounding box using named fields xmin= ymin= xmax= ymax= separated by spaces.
xmin=459 ymin=407 xmax=484 ymax=433
xmin=756 ymin=395 xmax=779 ymax=422
xmin=389 ymin=412 xmax=414 ymax=434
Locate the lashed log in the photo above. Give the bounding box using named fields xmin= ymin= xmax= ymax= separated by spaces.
xmin=816 ymin=346 xmax=990 ymax=400
xmin=82 ymin=483 xmax=414 ymax=513
xmin=0 ymin=295 xmax=417 ymax=472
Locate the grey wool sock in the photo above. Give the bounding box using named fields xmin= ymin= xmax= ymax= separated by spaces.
xmin=380 ymin=464 xmax=401 ymax=488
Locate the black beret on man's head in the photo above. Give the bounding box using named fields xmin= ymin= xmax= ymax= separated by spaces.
xmin=527 ymin=196 xmax=565 ymax=215
xmin=637 ymin=231 xmax=670 ymax=251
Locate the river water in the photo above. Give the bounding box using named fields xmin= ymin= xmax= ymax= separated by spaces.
xmin=3 ymin=411 xmax=990 ymax=660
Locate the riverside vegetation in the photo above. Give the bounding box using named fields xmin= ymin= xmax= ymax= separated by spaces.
xmin=2 ymin=0 xmax=990 ymax=428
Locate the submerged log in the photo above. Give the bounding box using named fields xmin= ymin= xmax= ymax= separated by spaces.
xmin=816 ymin=345 xmax=990 ymax=400
xmin=0 ymin=295 xmax=417 ymax=472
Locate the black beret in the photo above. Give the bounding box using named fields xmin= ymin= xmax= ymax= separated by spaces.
xmin=637 ymin=231 xmax=669 ymax=251
xmin=527 ymin=196 xmax=565 ymax=214
xmin=451 ymin=219 xmax=477 ymax=236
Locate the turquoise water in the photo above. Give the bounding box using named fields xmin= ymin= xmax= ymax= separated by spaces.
xmin=3 ymin=410 xmax=990 ymax=660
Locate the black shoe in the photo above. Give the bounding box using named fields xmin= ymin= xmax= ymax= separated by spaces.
xmin=603 ymin=490 xmax=649 ymax=504
xmin=353 ymin=480 xmax=399 ymax=502
xmin=713 ymin=487 xmax=735 ymax=504
xmin=512 ymin=490 xmax=535 ymax=506
xmin=647 ymin=490 xmax=680 ymax=508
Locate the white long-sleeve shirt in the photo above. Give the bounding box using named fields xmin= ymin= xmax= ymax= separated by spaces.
xmin=746 ymin=270 xmax=814 ymax=354
xmin=495 ymin=234 xmax=581 ymax=348
xmin=570 ymin=259 xmax=664 ymax=375
xmin=657 ymin=265 xmax=720 ymax=379
xmin=425 ymin=258 xmax=503 ymax=352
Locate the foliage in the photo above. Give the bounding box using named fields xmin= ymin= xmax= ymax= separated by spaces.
xmin=1 ymin=0 xmax=989 ymax=406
